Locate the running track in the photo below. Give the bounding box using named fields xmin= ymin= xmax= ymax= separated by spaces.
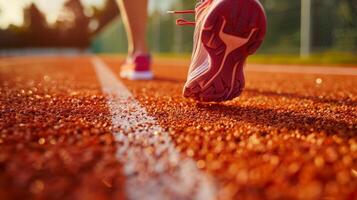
xmin=0 ymin=56 xmax=356 ymax=200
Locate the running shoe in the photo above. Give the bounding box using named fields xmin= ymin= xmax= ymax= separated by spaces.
xmin=169 ymin=0 xmax=267 ymax=102
xmin=120 ymin=53 xmax=153 ymax=80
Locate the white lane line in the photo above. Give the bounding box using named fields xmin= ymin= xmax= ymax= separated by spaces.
xmin=92 ymin=57 xmax=217 ymax=200
xmin=247 ymin=64 xmax=357 ymax=76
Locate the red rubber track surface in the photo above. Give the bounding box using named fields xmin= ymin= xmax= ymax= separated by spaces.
xmin=0 ymin=57 xmax=125 ymax=200
xmin=1 ymin=55 xmax=356 ymax=200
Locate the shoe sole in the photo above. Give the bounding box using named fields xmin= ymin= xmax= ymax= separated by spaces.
xmin=184 ymin=0 xmax=266 ymax=102
xmin=120 ymin=71 xmax=153 ymax=80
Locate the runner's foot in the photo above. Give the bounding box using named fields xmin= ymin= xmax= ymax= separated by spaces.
xmin=170 ymin=0 xmax=267 ymax=102
xmin=120 ymin=53 xmax=153 ymax=80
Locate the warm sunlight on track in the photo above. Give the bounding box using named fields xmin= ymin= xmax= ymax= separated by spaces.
xmin=1 ymin=56 xmax=356 ymax=200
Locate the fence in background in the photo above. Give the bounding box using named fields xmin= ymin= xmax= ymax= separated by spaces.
xmin=92 ymin=0 xmax=357 ymax=55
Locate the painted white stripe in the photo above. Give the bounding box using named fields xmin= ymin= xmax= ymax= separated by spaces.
xmin=247 ymin=64 xmax=357 ymax=76
xmin=92 ymin=57 xmax=217 ymax=200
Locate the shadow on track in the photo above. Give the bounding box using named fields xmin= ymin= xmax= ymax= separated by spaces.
xmin=245 ymin=89 xmax=357 ymax=107
xmin=153 ymin=76 xmax=184 ymax=83
xmin=197 ymin=103 xmax=356 ymax=136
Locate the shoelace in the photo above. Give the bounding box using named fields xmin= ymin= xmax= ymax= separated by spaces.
xmin=168 ymin=0 xmax=212 ymax=26
xmin=167 ymin=10 xmax=196 ymax=26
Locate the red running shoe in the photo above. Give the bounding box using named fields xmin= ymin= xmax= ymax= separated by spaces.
xmin=120 ymin=53 xmax=153 ymax=80
xmin=169 ymin=0 xmax=267 ymax=102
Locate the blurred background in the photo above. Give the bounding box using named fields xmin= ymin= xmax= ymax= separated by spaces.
xmin=0 ymin=0 xmax=356 ymax=64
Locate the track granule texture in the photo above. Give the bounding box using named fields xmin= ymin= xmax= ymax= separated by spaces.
xmin=1 ymin=56 xmax=356 ymax=200
xmin=103 ymin=57 xmax=357 ymax=200
xmin=0 ymin=57 xmax=125 ymax=200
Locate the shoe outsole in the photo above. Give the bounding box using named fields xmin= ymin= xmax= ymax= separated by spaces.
xmin=183 ymin=0 xmax=267 ymax=102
